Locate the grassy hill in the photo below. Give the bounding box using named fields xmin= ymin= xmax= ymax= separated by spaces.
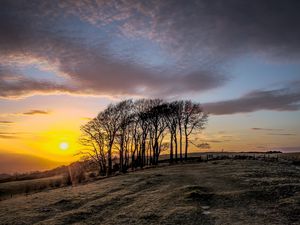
xmin=0 ymin=153 xmax=66 ymax=174
xmin=0 ymin=159 xmax=299 ymax=225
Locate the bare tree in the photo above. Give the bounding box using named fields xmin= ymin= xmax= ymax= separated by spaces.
xmin=79 ymin=98 xmax=208 ymax=176
xmin=174 ymin=100 xmax=184 ymax=162
xmin=183 ymin=101 xmax=208 ymax=160
xmin=135 ymin=99 xmax=153 ymax=167
xmin=164 ymin=102 xmax=179 ymax=163
xmin=115 ymin=100 xmax=134 ymax=172
xmin=147 ymin=101 xmax=168 ymax=165
xmin=97 ymin=103 xmax=123 ymax=175
xmin=79 ymin=118 xmax=107 ymax=176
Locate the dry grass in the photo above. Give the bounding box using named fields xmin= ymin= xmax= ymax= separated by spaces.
xmin=0 ymin=175 xmax=64 ymax=200
xmin=0 ymin=160 xmax=299 ymax=225
xmin=279 ymin=153 xmax=300 ymax=164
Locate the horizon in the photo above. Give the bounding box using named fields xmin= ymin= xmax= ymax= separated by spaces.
xmin=1 ymin=0 xmax=300 ymax=173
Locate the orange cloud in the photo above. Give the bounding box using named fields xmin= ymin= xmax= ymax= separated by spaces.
xmin=22 ymin=110 xmax=50 ymax=115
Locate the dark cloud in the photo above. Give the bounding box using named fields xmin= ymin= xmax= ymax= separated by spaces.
xmin=22 ymin=110 xmax=50 ymax=115
xmin=0 ymin=75 xmax=74 ymax=99
xmin=0 ymin=0 xmax=300 ymax=99
xmin=58 ymin=0 xmax=300 ymax=59
xmin=0 ymin=0 xmax=227 ymax=99
xmin=204 ymin=87 xmax=300 ymax=115
xmin=145 ymin=0 xmax=300 ymax=60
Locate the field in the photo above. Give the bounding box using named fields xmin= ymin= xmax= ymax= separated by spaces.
xmin=0 ymin=175 xmax=64 ymax=200
xmin=279 ymin=153 xmax=300 ymax=164
xmin=0 ymin=159 xmax=300 ymax=225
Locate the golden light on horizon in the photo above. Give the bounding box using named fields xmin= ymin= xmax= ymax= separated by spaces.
xmin=59 ymin=142 xmax=69 ymax=151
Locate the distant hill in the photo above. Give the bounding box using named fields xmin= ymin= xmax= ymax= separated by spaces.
xmin=0 ymin=153 xmax=66 ymax=174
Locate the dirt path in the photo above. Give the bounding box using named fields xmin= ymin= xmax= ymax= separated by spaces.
xmin=0 ymin=160 xmax=299 ymax=225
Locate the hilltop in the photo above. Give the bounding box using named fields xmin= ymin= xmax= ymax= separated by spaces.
xmin=0 ymin=159 xmax=299 ymax=225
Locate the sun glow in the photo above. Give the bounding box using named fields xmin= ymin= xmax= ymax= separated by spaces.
xmin=59 ymin=142 xmax=69 ymax=150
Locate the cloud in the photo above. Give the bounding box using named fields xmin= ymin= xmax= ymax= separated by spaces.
xmin=22 ymin=110 xmax=50 ymax=115
xmin=251 ymin=128 xmax=298 ymax=137
xmin=204 ymin=86 xmax=300 ymax=115
xmin=206 ymin=139 xmax=231 ymax=143
xmin=0 ymin=135 xmax=16 ymax=139
xmin=59 ymin=0 xmax=300 ymax=58
xmin=0 ymin=132 xmax=18 ymax=139
xmin=0 ymin=66 xmax=75 ymax=99
xmin=146 ymin=0 xmax=300 ymax=60
xmin=0 ymin=1 xmax=228 ymax=99
xmin=252 ymin=128 xmax=284 ymax=131
xmin=1 ymin=1 xmax=300 ymax=99
xmin=267 ymin=133 xmax=296 ymax=136
xmin=0 ymin=121 xmax=14 ymax=124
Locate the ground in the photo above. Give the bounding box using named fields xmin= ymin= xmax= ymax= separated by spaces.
xmin=0 ymin=159 xmax=300 ymax=225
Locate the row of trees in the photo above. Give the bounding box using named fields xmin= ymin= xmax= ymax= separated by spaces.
xmin=80 ymin=99 xmax=208 ymax=175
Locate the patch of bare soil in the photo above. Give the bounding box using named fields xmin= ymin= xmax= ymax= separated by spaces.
xmin=0 ymin=160 xmax=299 ymax=225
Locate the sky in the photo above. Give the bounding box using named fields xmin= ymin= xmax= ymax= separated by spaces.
xmin=1 ymin=0 xmax=300 ymax=173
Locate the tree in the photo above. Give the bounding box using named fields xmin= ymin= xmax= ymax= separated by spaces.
xmin=115 ymin=100 xmax=134 ymax=172
xmin=164 ymin=101 xmax=179 ymax=163
xmin=79 ymin=118 xmax=107 ymax=176
xmin=147 ymin=101 xmax=168 ymax=164
xmin=175 ymin=100 xmax=184 ymax=162
xmin=97 ymin=103 xmax=123 ymax=175
xmin=79 ymin=98 xmax=208 ymax=176
xmin=182 ymin=101 xmax=208 ymax=160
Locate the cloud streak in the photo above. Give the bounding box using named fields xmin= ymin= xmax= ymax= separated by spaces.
xmin=204 ymin=86 xmax=300 ymax=115
xmin=22 ymin=110 xmax=50 ymax=115
xmin=0 ymin=132 xmax=19 ymax=139
xmin=267 ymin=133 xmax=296 ymax=136
xmin=252 ymin=128 xmax=284 ymax=131
xmin=0 ymin=121 xmax=14 ymax=124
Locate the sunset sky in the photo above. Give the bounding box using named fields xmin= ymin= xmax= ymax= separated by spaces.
xmin=1 ymin=0 xmax=300 ymax=173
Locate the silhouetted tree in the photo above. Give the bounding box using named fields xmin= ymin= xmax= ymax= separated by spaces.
xmin=80 ymin=98 xmax=208 ymax=176
xmin=79 ymin=118 xmax=107 ymax=175
xmin=147 ymin=101 xmax=168 ymax=164
xmin=174 ymin=100 xmax=184 ymax=162
xmin=115 ymin=100 xmax=134 ymax=172
xmin=97 ymin=103 xmax=123 ymax=175
xmin=182 ymin=101 xmax=208 ymax=160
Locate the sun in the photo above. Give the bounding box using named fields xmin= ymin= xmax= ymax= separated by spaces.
xmin=59 ymin=142 xmax=69 ymax=150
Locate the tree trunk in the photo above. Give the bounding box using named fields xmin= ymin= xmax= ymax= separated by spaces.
xmin=107 ymin=146 xmax=112 ymax=175
xmin=170 ymin=134 xmax=173 ymax=163
xmin=179 ymin=125 xmax=183 ymax=162
xmin=174 ymin=133 xmax=178 ymax=162
xmin=141 ymin=139 xmax=146 ymax=168
xmin=119 ymin=150 xmax=123 ymax=172
xmin=131 ymin=150 xmax=135 ymax=170
xmin=185 ymin=133 xmax=188 ymax=160
xmin=119 ymin=135 xmax=124 ymax=172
